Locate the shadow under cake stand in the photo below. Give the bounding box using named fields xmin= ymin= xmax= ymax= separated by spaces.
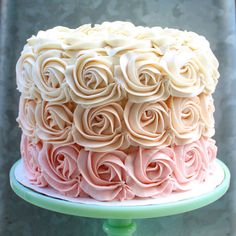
xmin=10 ymin=159 xmax=230 ymax=236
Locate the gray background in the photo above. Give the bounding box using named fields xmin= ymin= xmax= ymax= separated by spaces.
xmin=0 ymin=0 xmax=235 ymax=235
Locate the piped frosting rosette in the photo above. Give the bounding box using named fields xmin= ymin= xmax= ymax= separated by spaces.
xmin=17 ymin=21 xmax=219 ymax=201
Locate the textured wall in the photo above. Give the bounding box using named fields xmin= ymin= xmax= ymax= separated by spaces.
xmin=0 ymin=0 xmax=235 ymax=235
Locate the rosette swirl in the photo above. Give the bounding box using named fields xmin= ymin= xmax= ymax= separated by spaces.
xmin=173 ymin=138 xmax=212 ymax=190
xmin=17 ymin=96 xmax=37 ymax=140
xmin=199 ymin=94 xmax=215 ymax=137
xmin=124 ymin=101 xmax=172 ymax=148
xmin=169 ymin=96 xmax=202 ymax=145
xmin=78 ymin=149 xmax=134 ymax=201
xmin=204 ymin=137 xmax=217 ymax=164
xmin=119 ymin=50 xmax=170 ymax=102
xmin=16 ymin=46 xmax=40 ymax=99
xmin=39 ymin=143 xmax=81 ymax=197
xmin=34 ymin=49 xmax=70 ymax=103
xmin=125 ymin=147 xmax=176 ymax=197
xmin=21 ymin=134 xmax=47 ymax=187
xmin=66 ymin=50 xmax=124 ymax=107
xmin=161 ymin=46 xmax=215 ymax=97
xmin=35 ymin=101 xmax=74 ymax=143
xmin=73 ymin=103 xmax=127 ymax=152
xmin=105 ymin=38 xmax=152 ymax=56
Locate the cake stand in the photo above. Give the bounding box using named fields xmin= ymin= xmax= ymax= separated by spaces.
xmin=10 ymin=159 xmax=230 ymax=236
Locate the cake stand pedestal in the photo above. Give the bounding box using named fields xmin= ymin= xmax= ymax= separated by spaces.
xmin=10 ymin=159 xmax=230 ymax=236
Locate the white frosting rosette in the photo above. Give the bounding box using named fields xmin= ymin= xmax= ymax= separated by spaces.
xmin=16 ymin=46 xmax=40 ymax=99
xmin=194 ymin=49 xmax=219 ymax=94
xmin=33 ymin=49 xmax=70 ymax=103
xmin=124 ymin=100 xmax=172 ymax=148
xmin=93 ymin=21 xmax=137 ymax=37
xmin=28 ymin=26 xmax=106 ymax=53
xmin=105 ymin=37 xmax=152 ymax=56
xmin=66 ymin=50 xmax=125 ymax=107
xmin=119 ymin=49 xmax=170 ymax=103
xmin=160 ymin=46 xmax=218 ymax=97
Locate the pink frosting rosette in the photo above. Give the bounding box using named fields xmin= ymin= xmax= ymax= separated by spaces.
xmin=73 ymin=103 xmax=128 ymax=152
xmin=38 ymin=143 xmax=81 ymax=197
xmin=35 ymin=101 xmax=74 ymax=144
xmin=125 ymin=147 xmax=176 ymax=198
xmin=21 ymin=134 xmax=47 ymax=187
xmin=173 ymin=138 xmax=212 ymax=190
xmin=66 ymin=50 xmax=125 ymax=107
xmin=17 ymin=96 xmax=37 ymax=140
xmin=124 ymin=100 xmax=172 ymax=148
xmin=168 ymin=96 xmax=202 ymax=145
xmin=33 ymin=49 xmax=70 ymax=103
xmin=203 ymin=137 xmax=217 ymax=165
xmin=78 ymin=149 xmax=134 ymax=201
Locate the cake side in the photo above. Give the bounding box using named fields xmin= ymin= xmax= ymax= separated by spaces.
xmin=16 ymin=21 xmax=219 ymax=201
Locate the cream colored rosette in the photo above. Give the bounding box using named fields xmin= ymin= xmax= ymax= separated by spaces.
xmin=160 ymin=46 xmax=219 ymax=97
xmin=17 ymin=96 xmax=37 ymax=140
xmin=168 ymin=96 xmax=202 ymax=145
xmin=199 ymin=94 xmax=215 ymax=137
xmin=33 ymin=49 xmax=70 ymax=103
xmin=66 ymin=50 xmax=125 ymax=107
xmin=16 ymin=46 xmax=40 ymax=99
xmin=119 ymin=49 xmax=169 ymax=103
xmin=124 ymin=100 xmax=172 ymax=148
xmin=73 ymin=102 xmax=128 ymax=152
xmin=35 ymin=101 xmax=74 ymax=144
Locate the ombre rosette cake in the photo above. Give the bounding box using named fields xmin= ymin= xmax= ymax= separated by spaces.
xmin=16 ymin=21 xmax=219 ymax=202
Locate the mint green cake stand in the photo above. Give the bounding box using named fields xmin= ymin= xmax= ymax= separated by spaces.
xmin=10 ymin=159 xmax=230 ymax=236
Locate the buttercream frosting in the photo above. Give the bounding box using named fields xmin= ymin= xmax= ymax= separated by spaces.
xmin=124 ymin=100 xmax=172 ymax=148
xmin=16 ymin=21 xmax=220 ymax=202
xmin=20 ymin=135 xmax=217 ymax=201
xmin=17 ymin=21 xmax=219 ymax=103
xmin=73 ymin=102 xmax=128 ymax=152
xmin=38 ymin=142 xmax=81 ymax=197
xmin=20 ymin=134 xmax=47 ymax=187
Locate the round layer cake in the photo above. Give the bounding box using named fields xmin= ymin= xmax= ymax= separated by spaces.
xmin=16 ymin=21 xmax=219 ymax=201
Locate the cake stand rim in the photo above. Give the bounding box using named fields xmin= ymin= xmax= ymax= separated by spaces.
xmin=9 ymin=158 xmax=230 ymax=219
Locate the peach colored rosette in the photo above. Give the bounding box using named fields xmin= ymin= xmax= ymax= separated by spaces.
xmin=16 ymin=22 xmax=219 ymax=201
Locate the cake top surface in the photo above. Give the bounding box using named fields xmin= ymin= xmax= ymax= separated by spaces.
xmin=27 ymin=21 xmax=212 ymax=52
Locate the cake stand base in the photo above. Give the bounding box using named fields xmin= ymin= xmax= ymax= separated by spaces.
xmin=10 ymin=159 xmax=230 ymax=236
xmin=103 ymin=219 xmax=136 ymax=236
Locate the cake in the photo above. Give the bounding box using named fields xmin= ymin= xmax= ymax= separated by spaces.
xmin=16 ymin=21 xmax=219 ymax=202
